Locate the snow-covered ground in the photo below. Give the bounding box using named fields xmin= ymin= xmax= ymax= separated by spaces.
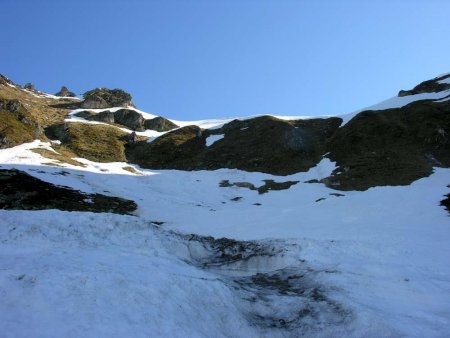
xmin=0 ymin=141 xmax=449 ymax=337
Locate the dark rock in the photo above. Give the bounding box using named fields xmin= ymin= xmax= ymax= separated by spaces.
xmin=441 ymin=192 xmax=450 ymax=214
xmin=304 ymin=179 xmax=320 ymax=184
xmin=126 ymin=116 xmax=342 ymax=175
xmin=55 ymin=86 xmax=76 ymax=97
xmin=257 ymin=180 xmax=299 ymax=194
xmin=114 ymin=109 xmax=146 ymax=131
xmin=81 ymin=88 xmax=133 ymax=109
xmin=91 ymin=110 xmax=115 ymax=124
xmin=144 ymin=117 xmax=178 ymax=132
xmin=398 ymin=74 xmax=450 ymax=97
xmin=0 ymin=169 xmax=137 ymax=214
xmin=23 ymin=83 xmax=35 ymax=91
xmin=219 ymin=179 xmax=299 ymax=194
xmin=125 ymin=125 xmax=205 ymax=169
xmin=326 ymin=98 xmax=450 ymax=190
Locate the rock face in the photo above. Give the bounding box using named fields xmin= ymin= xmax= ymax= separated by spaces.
xmin=81 ymin=88 xmax=133 ymax=109
xmin=55 ymin=86 xmax=76 ymax=97
xmin=0 ymin=169 xmax=137 ymax=214
xmin=144 ymin=117 xmax=178 ymax=132
xmin=398 ymin=74 xmax=450 ymax=97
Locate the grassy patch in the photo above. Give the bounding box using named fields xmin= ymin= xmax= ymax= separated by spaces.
xmin=63 ymin=122 xmax=127 ymax=162
xmin=0 ymin=110 xmax=39 ymax=147
xmin=31 ymin=147 xmax=86 ymax=167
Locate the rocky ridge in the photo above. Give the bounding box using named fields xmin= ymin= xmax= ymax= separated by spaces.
xmin=1 ymin=72 xmax=449 ymax=191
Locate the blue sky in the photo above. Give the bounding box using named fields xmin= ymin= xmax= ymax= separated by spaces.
xmin=1 ymin=0 xmax=449 ymax=120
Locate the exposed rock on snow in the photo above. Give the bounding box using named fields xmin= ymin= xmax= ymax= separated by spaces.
xmin=144 ymin=116 xmax=178 ymax=132
xmin=81 ymin=88 xmax=133 ymax=109
xmin=0 ymin=169 xmax=137 ymax=214
xmin=398 ymin=73 xmax=450 ymax=96
xmin=55 ymin=86 xmax=76 ymax=97
xmin=326 ymin=98 xmax=450 ymax=190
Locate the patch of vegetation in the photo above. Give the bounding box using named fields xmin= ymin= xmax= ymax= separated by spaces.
xmin=326 ymin=99 xmax=450 ymax=190
xmin=127 ymin=116 xmax=341 ymax=175
xmin=126 ymin=125 xmax=205 ymax=169
xmin=0 ymin=99 xmax=43 ymax=148
xmin=31 ymin=147 xmax=86 ymax=167
xmin=46 ymin=122 xmax=128 ymax=162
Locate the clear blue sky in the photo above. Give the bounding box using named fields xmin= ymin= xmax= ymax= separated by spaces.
xmin=1 ymin=0 xmax=449 ymax=120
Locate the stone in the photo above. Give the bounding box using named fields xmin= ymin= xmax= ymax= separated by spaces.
xmin=114 ymin=109 xmax=145 ymax=131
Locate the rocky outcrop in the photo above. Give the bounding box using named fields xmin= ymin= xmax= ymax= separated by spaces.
xmin=55 ymin=86 xmax=76 ymax=97
xmin=114 ymin=109 xmax=146 ymax=131
xmin=126 ymin=125 xmax=204 ymax=169
xmin=81 ymin=88 xmax=133 ymax=109
xmin=126 ymin=116 xmax=342 ymax=175
xmin=398 ymin=74 xmax=450 ymax=97
xmin=326 ymin=98 xmax=450 ymax=190
xmin=0 ymin=99 xmax=43 ymax=149
xmin=144 ymin=117 xmax=178 ymax=132
xmin=0 ymin=169 xmax=137 ymax=214
xmin=23 ymin=83 xmax=35 ymax=91
xmin=74 ymin=109 xmax=178 ymax=132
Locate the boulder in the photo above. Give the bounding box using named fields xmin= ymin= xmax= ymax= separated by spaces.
xmin=81 ymin=88 xmax=133 ymax=109
xmin=144 ymin=117 xmax=178 ymax=132
xmin=114 ymin=109 xmax=145 ymax=131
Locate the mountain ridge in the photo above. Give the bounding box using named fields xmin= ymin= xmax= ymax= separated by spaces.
xmin=1 ymin=72 xmax=449 ymax=191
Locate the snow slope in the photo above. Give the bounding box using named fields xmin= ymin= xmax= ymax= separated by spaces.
xmin=1 ymin=141 xmax=449 ymax=337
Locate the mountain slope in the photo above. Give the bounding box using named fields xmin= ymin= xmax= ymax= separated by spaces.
xmin=0 ymin=72 xmax=449 ymax=337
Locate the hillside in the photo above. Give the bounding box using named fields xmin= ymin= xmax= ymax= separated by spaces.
xmin=0 ymin=73 xmax=449 ymax=337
